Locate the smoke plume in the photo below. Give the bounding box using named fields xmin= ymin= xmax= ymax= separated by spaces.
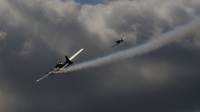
xmin=55 ymin=17 xmax=200 ymax=74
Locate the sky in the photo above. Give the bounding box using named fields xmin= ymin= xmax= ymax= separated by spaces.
xmin=0 ymin=0 xmax=200 ymax=112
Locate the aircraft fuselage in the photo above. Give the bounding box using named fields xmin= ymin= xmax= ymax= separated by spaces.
xmin=55 ymin=61 xmax=73 ymax=68
xmin=116 ymin=39 xmax=123 ymax=43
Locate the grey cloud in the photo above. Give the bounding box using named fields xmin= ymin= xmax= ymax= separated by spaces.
xmin=0 ymin=31 xmax=6 ymax=52
xmin=0 ymin=63 xmax=29 ymax=112
xmin=0 ymin=0 xmax=200 ymax=112
xmin=19 ymin=40 xmax=34 ymax=56
xmin=0 ymin=31 xmax=7 ymax=40
xmin=192 ymin=33 xmax=200 ymax=47
xmin=181 ymin=33 xmax=200 ymax=49
xmin=77 ymin=0 xmax=200 ymax=46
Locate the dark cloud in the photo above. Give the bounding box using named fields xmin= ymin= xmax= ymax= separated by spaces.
xmin=0 ymin=0 xmax=200 ymax=112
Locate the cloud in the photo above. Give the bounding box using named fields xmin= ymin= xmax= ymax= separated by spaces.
xmin=56 ymin=16 xmax=200 ymax=74
xmin=0 ymin=31 xmax=7 ymax=40
xmin=18 ymin=40 xmax=34 ymax=56
xmin=0 ymin=31 xmax=7 ymax=52
xmin=0 ymin=64 xmax=29 ymax=112
xmin=0 ymin=0 xmax=200 ymax=112
xmin=180 ymin=33 xmax=200 ymax=49
xmin=2 ymin=0 xmax=199 ymax=50
xmin=77 ymin=0 xmax=200 ymax=46
xmin=193 ymin=33 xmax=200 ymax=47
xmin=0 ymin=0 xmax=25 ymax=27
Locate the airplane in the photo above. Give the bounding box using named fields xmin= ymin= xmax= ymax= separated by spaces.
xmin=36 ymin=48 xmax=84 ymax=82
xmin=111 ymin=37 xmax=126 ymax=47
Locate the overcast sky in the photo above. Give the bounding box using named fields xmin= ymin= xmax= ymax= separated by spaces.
xmin=0 ymin=0 xmax=200 ymax=112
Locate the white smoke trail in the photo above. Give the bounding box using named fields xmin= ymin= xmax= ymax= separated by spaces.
xmin=55 ymin=17 xmax=200 ymax=74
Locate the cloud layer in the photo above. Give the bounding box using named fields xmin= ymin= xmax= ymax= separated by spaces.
xmin=0 ymin=0 xmax=200 ymax=112
xmin=56 ymin=16 xmax=200 ymax=74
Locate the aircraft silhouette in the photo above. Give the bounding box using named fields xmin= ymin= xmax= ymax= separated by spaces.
xmin=111 ymin=37 xmax=126 ymax=47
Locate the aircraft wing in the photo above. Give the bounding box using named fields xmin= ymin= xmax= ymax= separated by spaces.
xmin=111 ymin=43 xmax=119 ymax=47
xmin=69 ymin=48 xmax=84 ymax=61
xmin=36 ymin=68 xmax=59 ymax=82
xmin=36 ymin=73 xmax=52 ymax=82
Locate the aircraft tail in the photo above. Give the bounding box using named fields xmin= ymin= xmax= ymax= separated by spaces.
xmin=65 ymin=55 xmax=73 ymax=64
